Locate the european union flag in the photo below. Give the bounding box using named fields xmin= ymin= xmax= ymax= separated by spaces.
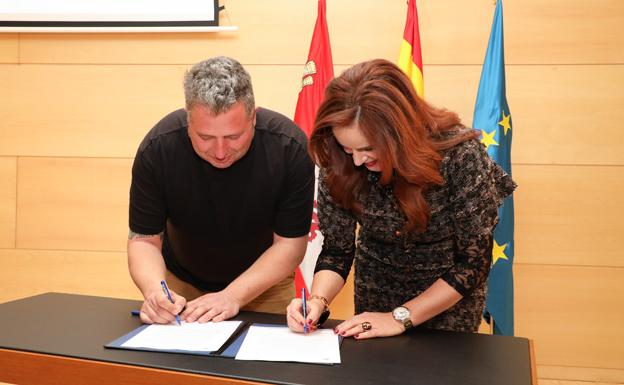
xmin=472 ymin=0 xmax=515 ymax=336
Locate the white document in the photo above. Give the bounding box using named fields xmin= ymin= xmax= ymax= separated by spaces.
xmin=121 ymin=320 xmax=241 ymax=353
xmin=235 ymin=325 xmax=341 ymax=364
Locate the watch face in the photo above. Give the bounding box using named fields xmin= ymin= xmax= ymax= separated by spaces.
xmin=393 ymin=306 xmax=409 ymax=320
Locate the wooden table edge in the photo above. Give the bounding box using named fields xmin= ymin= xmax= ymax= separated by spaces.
xmin=529 ymin=339 xmax=538 ymax=385
xmin=0 ymin=348 xmax=271 ymax=385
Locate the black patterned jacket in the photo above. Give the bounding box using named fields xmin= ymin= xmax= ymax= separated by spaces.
xmin=315 ymin=138 xmax=516 ymax=332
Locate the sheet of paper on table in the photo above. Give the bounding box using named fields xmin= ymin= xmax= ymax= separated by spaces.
xmin=235 ymin=325 xmax=341 ymax=364
xmin=121 ymin=320 xmax=242 ymax=353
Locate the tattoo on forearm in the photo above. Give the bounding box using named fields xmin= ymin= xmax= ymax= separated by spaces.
xmin=128 ymin=231 xmax=164 ymax=240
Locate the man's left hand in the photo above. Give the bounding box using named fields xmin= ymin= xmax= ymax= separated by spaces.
xmin=180 ymin=290 xmax=242 ymax=323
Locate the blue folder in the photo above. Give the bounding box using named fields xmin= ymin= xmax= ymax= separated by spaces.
xmin=107 ymin=312 xmax=340 ymax=359
xmin=105 ymin=321 xmax=248 ymax=357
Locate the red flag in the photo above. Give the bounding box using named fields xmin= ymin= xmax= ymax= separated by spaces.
xmin=397 ymin=0 xmax=424 ymax=98
xmin=293 ymin=0 xmax=334 ymax=295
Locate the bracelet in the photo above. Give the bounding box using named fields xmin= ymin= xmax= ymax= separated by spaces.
xmin=309 ymin=295 xmax=329 ymax=311
xmin=317 ymin=308 xmax=331 ymax=327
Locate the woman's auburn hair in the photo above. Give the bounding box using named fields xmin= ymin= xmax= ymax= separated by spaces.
xmin=309 ymin=59 xmax=478 ymax=232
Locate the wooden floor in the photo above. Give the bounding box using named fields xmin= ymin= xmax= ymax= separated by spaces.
xmin=540 ymin=381 xmax=622 ymax=385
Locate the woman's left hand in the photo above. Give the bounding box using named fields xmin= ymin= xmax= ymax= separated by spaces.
xmin=334 ymin=311 xmax=406 ymax=340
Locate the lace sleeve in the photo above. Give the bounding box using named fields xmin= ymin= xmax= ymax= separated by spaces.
xmin=441 ymin=140 xmax=516 ymax=296
xmin=314 ymin=169 xmax=358 ymax=281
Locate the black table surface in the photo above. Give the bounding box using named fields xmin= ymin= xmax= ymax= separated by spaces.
xmin=0 ymin=292 xmax=532 ymax=385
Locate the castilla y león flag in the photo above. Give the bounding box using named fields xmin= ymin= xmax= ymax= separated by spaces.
xmin=293 ymin=0 xmax=334 ymax=294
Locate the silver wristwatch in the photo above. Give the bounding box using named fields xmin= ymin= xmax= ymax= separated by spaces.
xmin=392 ymin=306 xmax=413 ymax=329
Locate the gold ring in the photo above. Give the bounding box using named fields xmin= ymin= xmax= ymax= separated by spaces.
xmin=362 ymin=321 xmax=372 ymax=331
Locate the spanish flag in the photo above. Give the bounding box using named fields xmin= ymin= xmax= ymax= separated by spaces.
xmin=293 ymin=0 xmax=334 ymax=294
xmin=397 ymin=0 xmax=424 ymax=98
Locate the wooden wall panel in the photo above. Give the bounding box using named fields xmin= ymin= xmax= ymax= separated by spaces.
xmin=17 ymin=0 xmax=319 ymax=65
xmin=424 ymin=66 xmax=481 ymax=123
xmin=502 ymin=0 xmax=624 ymax=64
xmin=16 ymin=157 xmax=132 ymax=251
xmin=0 ymin=35 xmax=18 ymax=63
xmin=245 ymin=66 xmax=305 ymax=122
xmin=0 ymin=64 xmax=184 ymax=158
xmin=427 ymin=65 xmax=624 ymax=166
xmin=3 ymin=64 xmax=622 ymax=166
xmin=422 ymin=0 xmax=624 ymax=65
xmin=0 ymin=249 xmax=140 ymax=304
xmin=0 ymin=157 xmax=17 ymax=248
xmin=0 ymin=64 xmax=307 ymax=158
xmin=508 ymin=65 xmax=624 ymax=166
xmin=514 ymin=165 xmax=624 ymax=267
xmin=16 ymin=1 xmax=624 ymax=65
xmin=515 ymin=263 xmax=624 ymax=369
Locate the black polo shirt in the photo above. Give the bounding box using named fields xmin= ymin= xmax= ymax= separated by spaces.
xmin=129 ymin=107 xmax=314 ymax=291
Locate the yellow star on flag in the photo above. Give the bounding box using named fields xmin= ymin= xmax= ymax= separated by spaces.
xmin=498 ymin=110 xmax=511 ymax=135
xmin=492 ymin=240 xmax=509 ymax=265
xmin=480 ymin=129 xmax=498 ymax=149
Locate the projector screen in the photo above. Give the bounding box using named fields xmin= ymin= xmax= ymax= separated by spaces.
xmin=0 ymin=0 xmax=222 ymax=31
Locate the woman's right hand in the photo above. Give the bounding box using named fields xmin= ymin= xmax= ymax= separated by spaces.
xmin=286 ymin=297 xmax=325 ymax=333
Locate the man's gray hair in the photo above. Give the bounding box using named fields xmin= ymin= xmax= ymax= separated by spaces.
xmin=183 ymin=56 xmax=255 ymax=117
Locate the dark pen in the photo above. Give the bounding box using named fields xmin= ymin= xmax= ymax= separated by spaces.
xmin=161 ymin=280 xmax=181 ymax=325
xmin=302 ymin=287 xmax=309 ymax=334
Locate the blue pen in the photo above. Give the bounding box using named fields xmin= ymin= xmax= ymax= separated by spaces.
xmin=161 ymin=280 xmax=181 ymax=325
xmin=301 ymin=287 xmax=308 ymax=334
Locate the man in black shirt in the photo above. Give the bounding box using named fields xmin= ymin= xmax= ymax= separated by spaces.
xmin=128 ymin=56 xmax=314 ymax=324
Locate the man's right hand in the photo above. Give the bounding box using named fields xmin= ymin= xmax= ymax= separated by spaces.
xmin=138 ymin=289 xmax=186 ymax=324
